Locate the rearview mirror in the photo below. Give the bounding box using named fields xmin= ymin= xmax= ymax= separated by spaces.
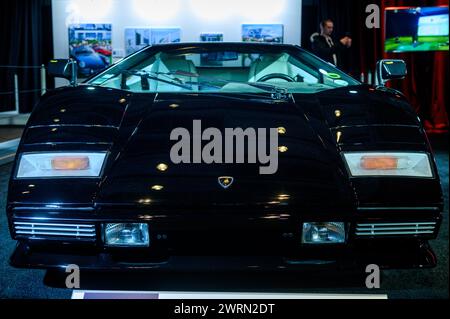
xmin=47 ymin=59 xmax=78 ymax=86
xmin=375 ymin=59 xmax=407 ymax=86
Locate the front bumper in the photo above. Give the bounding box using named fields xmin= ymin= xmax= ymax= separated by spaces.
xmin=7 ymin=204 xmax=442 ymax=271
xmin=10 ymin=239 xmax=437 ymax=271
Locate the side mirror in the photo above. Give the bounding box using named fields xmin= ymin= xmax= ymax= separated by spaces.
xmin=375 ymin=59 xmax=407 ymax=86
xmin=47 ymin=59 xmax=78 ymax=86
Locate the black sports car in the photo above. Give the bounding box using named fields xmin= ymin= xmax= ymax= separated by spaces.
xmin=7 ymin=43 xmax=443 ymax=272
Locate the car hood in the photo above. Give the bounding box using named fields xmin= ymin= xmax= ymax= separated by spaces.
xmin=95 ymin=92 xmax=354 ymax=211
xmin=12 ymin=85 xmax=425 ymax=211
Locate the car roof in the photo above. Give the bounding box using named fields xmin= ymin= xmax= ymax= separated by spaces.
xmin=147 ymin=42 xmax=305 ymax=52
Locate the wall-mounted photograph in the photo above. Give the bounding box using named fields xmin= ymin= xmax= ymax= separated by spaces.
xmin=200 ymin=33 xmax=224 ymax=42
xmin=151 ymin=28 xmax=181 ymax=45
xmin=242 ymin=24 xmax=284 ymax=43
xmin=125 ymin=28 xmax=151 ymax=55
xmin=200 ymin=33 xmax=224 ymax=65
xmin=68 ymin=23 xmax=112 ymax=77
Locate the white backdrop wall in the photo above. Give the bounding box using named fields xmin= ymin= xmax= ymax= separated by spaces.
xmin=52 ymin=0 xmax=302 ymax=59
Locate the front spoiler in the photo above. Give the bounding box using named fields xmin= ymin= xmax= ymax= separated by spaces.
xmin=10 ymin=240 xmax=437 ymax=271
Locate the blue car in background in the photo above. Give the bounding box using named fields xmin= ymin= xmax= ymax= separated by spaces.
xmin=70 ymin=45 xmax=109 ymax=77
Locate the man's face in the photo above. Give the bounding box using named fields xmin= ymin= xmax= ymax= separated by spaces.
xmin=322 ymin=21 xmax=334 ymax=36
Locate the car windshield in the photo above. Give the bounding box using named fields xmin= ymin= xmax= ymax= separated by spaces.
xmin=88 ymin=45 xmax=360 ymax=94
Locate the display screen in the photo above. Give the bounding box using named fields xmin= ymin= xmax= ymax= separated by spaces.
xmin=385 ymin=6 xmax=449 ymax=52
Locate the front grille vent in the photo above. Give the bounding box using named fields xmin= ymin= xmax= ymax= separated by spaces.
xmin=355 ymin=222 xmax=436 ymax=237
xmin=14 ymin=221 xmax=96 ymax=240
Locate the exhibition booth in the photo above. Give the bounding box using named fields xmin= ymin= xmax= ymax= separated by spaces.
xmin=52 ymin=0 xmax=301 ymax=82
xmin=0 ymin=0 xmax=448 ymax=303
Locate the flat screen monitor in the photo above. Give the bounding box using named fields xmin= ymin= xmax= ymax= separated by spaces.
xmin=385 ymin=6 xmax=449 ymax=52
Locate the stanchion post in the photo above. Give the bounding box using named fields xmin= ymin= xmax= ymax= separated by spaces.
xmin=14 ymin=73 xmax=19 ymax=114
xmin=41 ymin=64 xmax=47 ymax=96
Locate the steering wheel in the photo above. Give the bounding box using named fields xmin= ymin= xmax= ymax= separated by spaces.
xmin=257 ymin=73 xmax=296 ymax=82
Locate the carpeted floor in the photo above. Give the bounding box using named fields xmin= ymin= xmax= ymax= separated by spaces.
xmin=0 ymin=127 xmax=23 ymax=143
xmin=0 ymin=164 xmax=70 ymax=298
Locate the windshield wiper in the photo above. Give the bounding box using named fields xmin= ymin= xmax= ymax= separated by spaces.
xmin=244 ymin=82 xmax=289 ymax=100
xmin=168 ymin=71 xmax=290 ymax=100
xmin=122 ymin=70 xmax=194 ymax=91
xmin=110 ymin=68 xmax=290 ymax=99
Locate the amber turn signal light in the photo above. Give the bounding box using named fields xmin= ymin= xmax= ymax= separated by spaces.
xmin=360 ymin=156 xmax=398 ymax=170
xmin=51 ymin=156 xmax=90 ymax=170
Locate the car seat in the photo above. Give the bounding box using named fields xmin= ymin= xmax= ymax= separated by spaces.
xmin=248 ymin=53 xmax=294 ymax=82
xmin=150 ymin=53 xmax=198 ymax=91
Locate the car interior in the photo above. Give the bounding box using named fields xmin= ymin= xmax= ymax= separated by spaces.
xmin=96 ymin=51 xmax=349 ymax=93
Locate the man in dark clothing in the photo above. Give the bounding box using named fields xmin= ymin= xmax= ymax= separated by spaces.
xmin=311 ymin=19 xmax=352 ymax=69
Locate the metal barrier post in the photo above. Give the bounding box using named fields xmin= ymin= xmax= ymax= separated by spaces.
xmin=368 ymin=70 xmax=373 ymax=85
xmin=40 ymin=64 xmax=46 ymax=96
xmin=14 ymin=73 xmax=19 ymax=113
